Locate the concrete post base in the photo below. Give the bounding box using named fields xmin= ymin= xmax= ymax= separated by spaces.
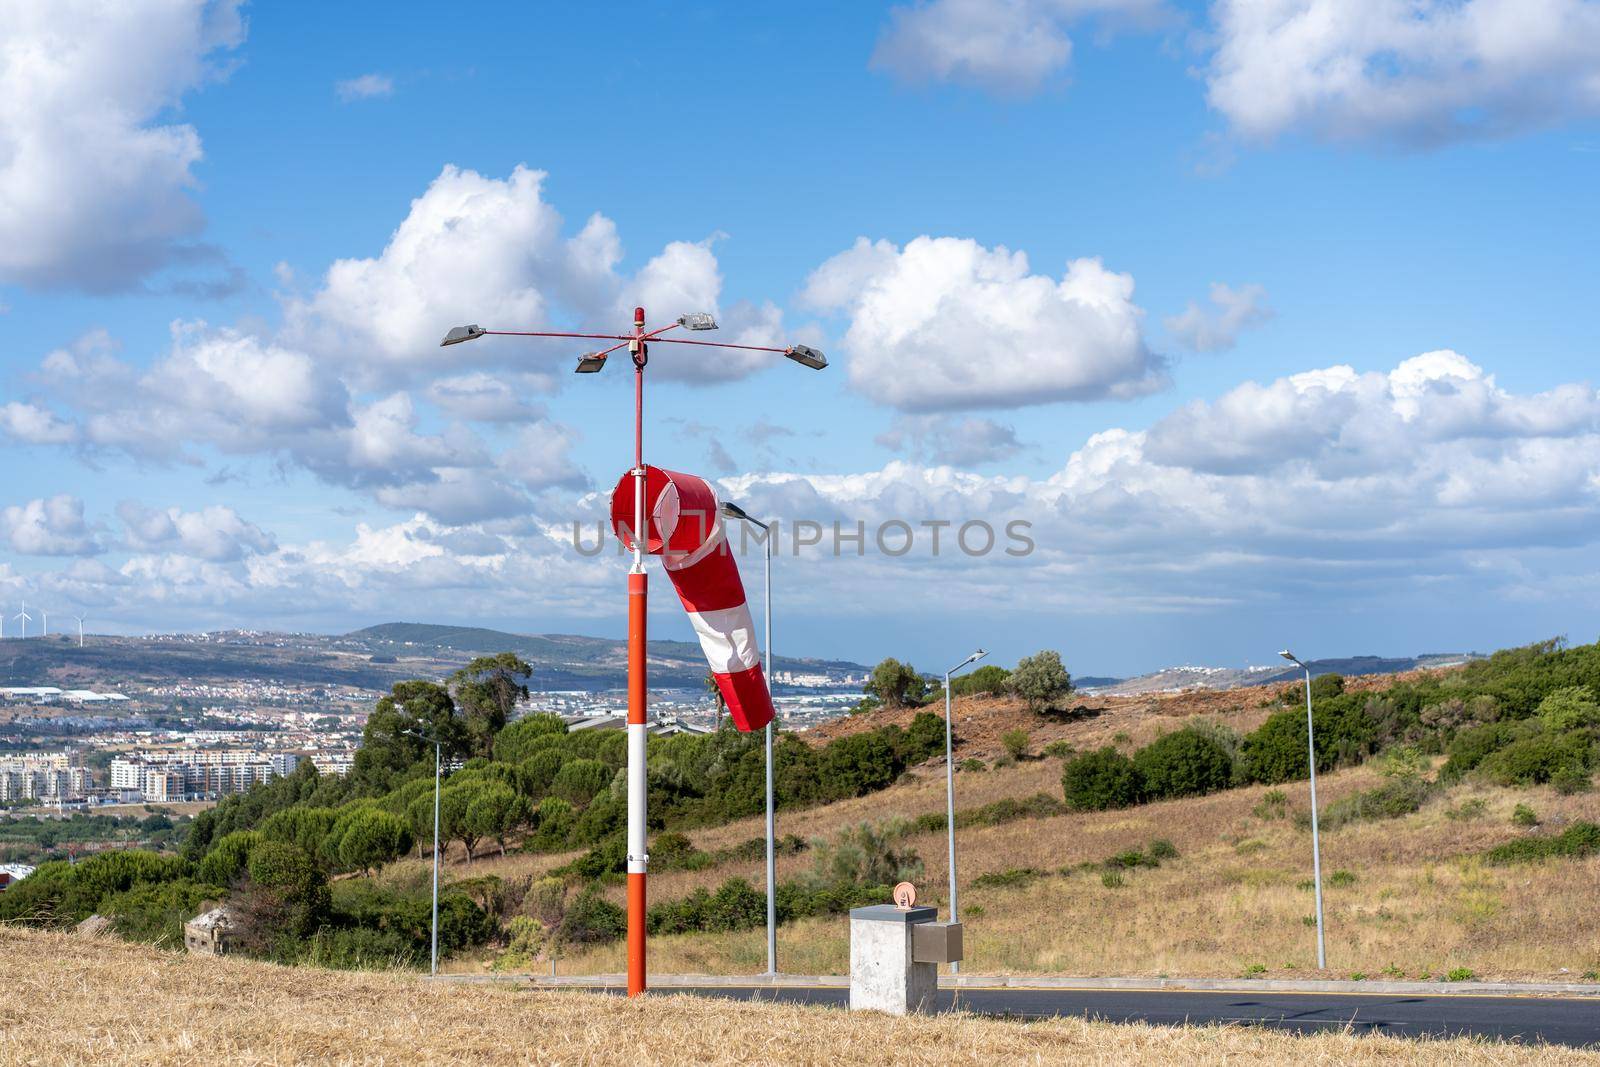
xmin=848 ymin=905 xmax=937 ymax=1015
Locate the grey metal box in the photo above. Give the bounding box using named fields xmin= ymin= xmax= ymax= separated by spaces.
xmin=911 ymin=921 xmax=963 ymax=963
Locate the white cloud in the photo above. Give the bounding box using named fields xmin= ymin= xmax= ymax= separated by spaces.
xmin=876 ymin=414 xmax=1024 ymax=465
xmin=0 ymin=0 xmax=244 ymax=291
xmin=497 ymin=422 xmax=587 ymax=493
xmin=282 ymin=165 xmax=764 ymax=385
xmin=1206 ymin=0 xmax=1600 ymax=146
xmin=335 ymin=73 xmax=394 ymax=102
xmin=426 ymin=373 xmax=552 ymax=423
xmin=872 ymin=0 xmax=1173 ymax=94
xmin=0 ymin=401 xmax=79 ymax=445
xmin=804 ymin=236 xmax=1164 ymax=411
xmin=1163 ymin=282 xmax=1271 ymax=352
xmin=1 ymin=496 xmax=100 ymax=557
xmin=117 ymin=501 xmax=276 ymax=562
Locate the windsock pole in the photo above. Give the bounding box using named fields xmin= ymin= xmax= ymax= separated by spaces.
xmin=627 ymin=306 xmax=649 ymax=997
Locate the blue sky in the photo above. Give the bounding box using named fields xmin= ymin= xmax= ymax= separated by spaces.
xmin=2 ymin=0 xmax=1599 ymax=678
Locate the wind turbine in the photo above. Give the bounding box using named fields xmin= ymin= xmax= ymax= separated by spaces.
xmin=74 ymin=614 xmax=85 ymax=648
xmin=41 ymin=608 xmax=48 ymax=638
xmin=14 ymin=599 xmax=30 ymax=639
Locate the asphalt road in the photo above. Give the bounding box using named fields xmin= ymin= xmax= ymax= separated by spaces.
xmin=600 ymin=985 xmax=1600 ymax=1048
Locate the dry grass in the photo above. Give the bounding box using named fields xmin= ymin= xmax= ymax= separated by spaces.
xmin=3 ymin=926 xmax=1592 ymax=1066
xmin=542 ymin=762 xmax=1600 ymax=983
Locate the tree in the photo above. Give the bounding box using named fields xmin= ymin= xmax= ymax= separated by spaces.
xmin=440 ymin=783 xmax=484 ymax=862
xmin=1010 ymin=650 xmax=1072 ymax=712
xmin=452 ymin=653 xmax=534 ymax=758
xmin=335 ymin=809 xmax=414 ymax=874
xmin=352 ymin=681 xmax=469 ymax=793
xmin=493 ymin=713 xmax=567 ymax=764
xmin=465 ymin=783 xmax=530 ymax=857
xmin=864 ymin=658 xmax=927 ymax=709
xmin=551 ymin=759 xmax=611 ymax=808
xmin=1536 ymin=686 xmax=1600 ymax=731
xmin=952 ymin=664 xmax=1011 ymax=698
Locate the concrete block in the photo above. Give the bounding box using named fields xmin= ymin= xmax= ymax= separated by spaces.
xmin=849 ymin=905 xmax=938 ymax=1015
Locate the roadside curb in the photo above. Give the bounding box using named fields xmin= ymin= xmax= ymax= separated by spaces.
xmin=428 ymin=972 xmax=1600 ymax=998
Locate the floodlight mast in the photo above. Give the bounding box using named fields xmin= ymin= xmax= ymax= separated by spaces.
xmin=439 ymin=309 xmax=824 ymax=997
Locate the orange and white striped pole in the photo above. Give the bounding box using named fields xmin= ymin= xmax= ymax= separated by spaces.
xmin=626 ymin=306 xmax=649 ymax=997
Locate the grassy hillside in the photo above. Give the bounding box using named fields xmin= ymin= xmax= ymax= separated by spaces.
xmin=427 ymin=674 xmax=1600 ymax=983
xmin=0 ymin=926 xmax=1584 ymax=1066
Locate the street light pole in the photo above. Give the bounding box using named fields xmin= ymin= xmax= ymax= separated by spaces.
xmin=721 ymin=501 xmax=776 ymax=974
xmin=1280 ymin=649 xmax=1327 ymax=970
xmin=406 ymin=728 xmax=442 ymax=977
xmin=442 ymin=312 xmax=823 ymax=998
xmin=942 ymin=648 xmax=987 ymax=974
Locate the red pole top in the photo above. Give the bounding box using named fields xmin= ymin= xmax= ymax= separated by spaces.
xmin=634 ymin=306 xmax=646 ymax=327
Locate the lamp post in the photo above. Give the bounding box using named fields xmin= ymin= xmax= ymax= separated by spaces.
xmin=442 ymin=312 xmax=823 ymax=997
xmin=405 ymin=728 xmax=443 ymax=977
xmin=1279 ymin=649 xmax=1327 ymax=970
xmin=942 ymin=648 xmax=986 ymax=974
xmin=721 ymin=500 xmax=776 ymax=975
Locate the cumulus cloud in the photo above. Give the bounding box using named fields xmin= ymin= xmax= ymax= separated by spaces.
xmin=0 ymin=401 xmax=79 ymax=445
xmin=876 ymin=414 xmax=1024 ymax=465
xmin=1206 ymin=0 xmax=1600 ymax=146
xmin=281 ymin=165 xmax=758 ymax=384
xmin=117 ymin=501 xmax=276 ymax=561
xmin=871 ymin=0 xmax=1173 ymax=94
xmin=426 ymin=373 xmax=552 ymax=423
xmin=1 ymin=496 xmax=100 ymax=556
xmin=804 ymin=236 xmax=1164 ymax=411
xmin=335 ymin=73 xmax=394 ymax=101
xmin=1163 ymin=282 xmax=1271 ymax=352
xmin=0 ymin=0 xmax=244 ymax=291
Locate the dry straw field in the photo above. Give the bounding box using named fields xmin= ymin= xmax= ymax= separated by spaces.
xmin=2 ymin=926 xmax=1592 ymax=1066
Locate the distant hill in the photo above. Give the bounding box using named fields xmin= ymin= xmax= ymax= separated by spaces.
xmin=1079 ymin=652 xmax=1482 ymax=696
xmin=0 ymin=625 xmax=868 ymax=694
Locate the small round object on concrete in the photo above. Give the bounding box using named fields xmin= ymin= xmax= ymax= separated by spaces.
xmin=892 ymin=882 xmax=917 ymax=910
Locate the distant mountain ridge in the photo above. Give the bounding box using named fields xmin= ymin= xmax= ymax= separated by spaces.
xmin=1078 ymin=652 xmax=1482 ymax=697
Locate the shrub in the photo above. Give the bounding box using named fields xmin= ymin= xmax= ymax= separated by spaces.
xmin=1133 ymin=728 xmax=1234 ymax=800
xmin=1483 ymin=821 xmax=1600 ymax=864
xmin=1147 ymin=839 xmax=1178 ymax=861
xmin=809 ymin=823 xmax=923 ymax=888
xmin=1512 ymin=803 xmax=1539 ymax=827
xmin=1100 ymin=870 xmax=1124 ymax=889
xmin=1479 ymin=730 xmax=1593 ymax=787
xmin=1328 ymin=869 xmax=1357 ymax=887
xmin=1445 ymin=797 xmax=1487 ymax=821
xmin=1000 ymin=729 xmax=1031 ymax=761
xmin=1442 ymin=722 xmax=1520 ymax=779
xmin=102 ymin=879 xmax=220 ymax=948
xmin=864 ymin=658 xmax=928 ymax=708
xmin=1061 ymin=747 xmax=1143 ymax=811
xmin=1253 ymin=789 xmax=1289 ymax=820
xmin=960 ymin=758 xmax=987 ymax=772
xmin=951 ymin=664 xmax=1011 ymax=698
xmin=1446 ymin=967 xmax=1476 ymax=982
xmin=649 ymin=877 xmax=765 ymax=935
xmin=1042 ymin=740 xmax=1075 ymax=759
xmin=1536 ymin=686 xmax=1600 ymax=731
xmin=971 ymin=867 xmax=1047 ymax=889
xmin=196 ymin=831 xmax=262 ymax=886
xmin=558 ymin=887 xmax=626 ymax=945
xmin=1320 ymin=778 xmax=1435 ymax=830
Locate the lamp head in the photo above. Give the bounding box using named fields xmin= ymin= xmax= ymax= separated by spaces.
xmin=678 ymin=312 xmax=718 ymax=331
xmin=785 ymin=344 xmax=828 ymax=370
xmin=575 ymin=353 xmax=608 ymax=373
xmin=720 ymin=501 xmax=750 ymax=520
xmin=440 ymin=324 xmax=486 ymax=347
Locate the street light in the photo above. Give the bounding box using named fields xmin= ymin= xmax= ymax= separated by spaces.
xmin=720 ymin=499 xmax=776 ymax=975
xmin=404 ymin=727 xmax=443 ymax=977
xmin=443 ymin=308 xmax=823 ymax=998
xmin=943 ymin=647 xmax=986 ymax=974
xmin=1280 ymin=649 xmax=1327 ymax=970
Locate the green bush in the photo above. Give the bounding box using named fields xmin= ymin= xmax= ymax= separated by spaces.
xmin=951 ymin=664 xmax=1012 ymax=698
xmin=1320 ymin=777 xmax=1435 ymax=830
xmin=648 ymin=877 xmax=765 ymax=935
xmin=1512 ymin=803 xmax=1539 ymax=827
xmin=1010 ymin=650 xmax=1073 ymax=712
xmin=103 ymin=879 xmax=221 ymax=947
xmin=1147 ymin=839 xmax=1178 ymax=861
xmin=1061 ymin=747 xmax=1143 ymax=811
xmin=1483 ymin=821 xmax=1600 ymax=864
xmin=971 ymin=867 xmax=1048 ymax=889
xmin=1042 ymin=740 xmax=1075 ymax=759
xmin=1133 ymin=728 xmax=1235 ymax=800
xmin=1001 ymin=729 xmax=1031 ymax=761
xmin=196 ymin=831 xmax=262 ymax=886
xmin=492 ymin=713 xmax=568 ymax=764
xmin=1478 ymin=730 xmax=1593 ymax=786
xmin=1441 ymin=722 xmax=1520 ymax=778
xmin=560 ymin=887 xmax=626 ymax=945
xmin=1535 ymin=686 xmax=1600 ymax=731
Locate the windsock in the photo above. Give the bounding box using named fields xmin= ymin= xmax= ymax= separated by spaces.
xmin=609 ymin=465 xmax=775 ymax=732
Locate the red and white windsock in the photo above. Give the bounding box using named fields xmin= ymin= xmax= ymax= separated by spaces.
xmin=609 ymin=465 xmax=775 ymax=732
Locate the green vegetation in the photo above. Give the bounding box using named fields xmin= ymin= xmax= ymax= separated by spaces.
xmin=1481 ymin=821 xmax=1600 ymax=865
xmin=1010 ymin=650 xmax=1073 ymax=712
